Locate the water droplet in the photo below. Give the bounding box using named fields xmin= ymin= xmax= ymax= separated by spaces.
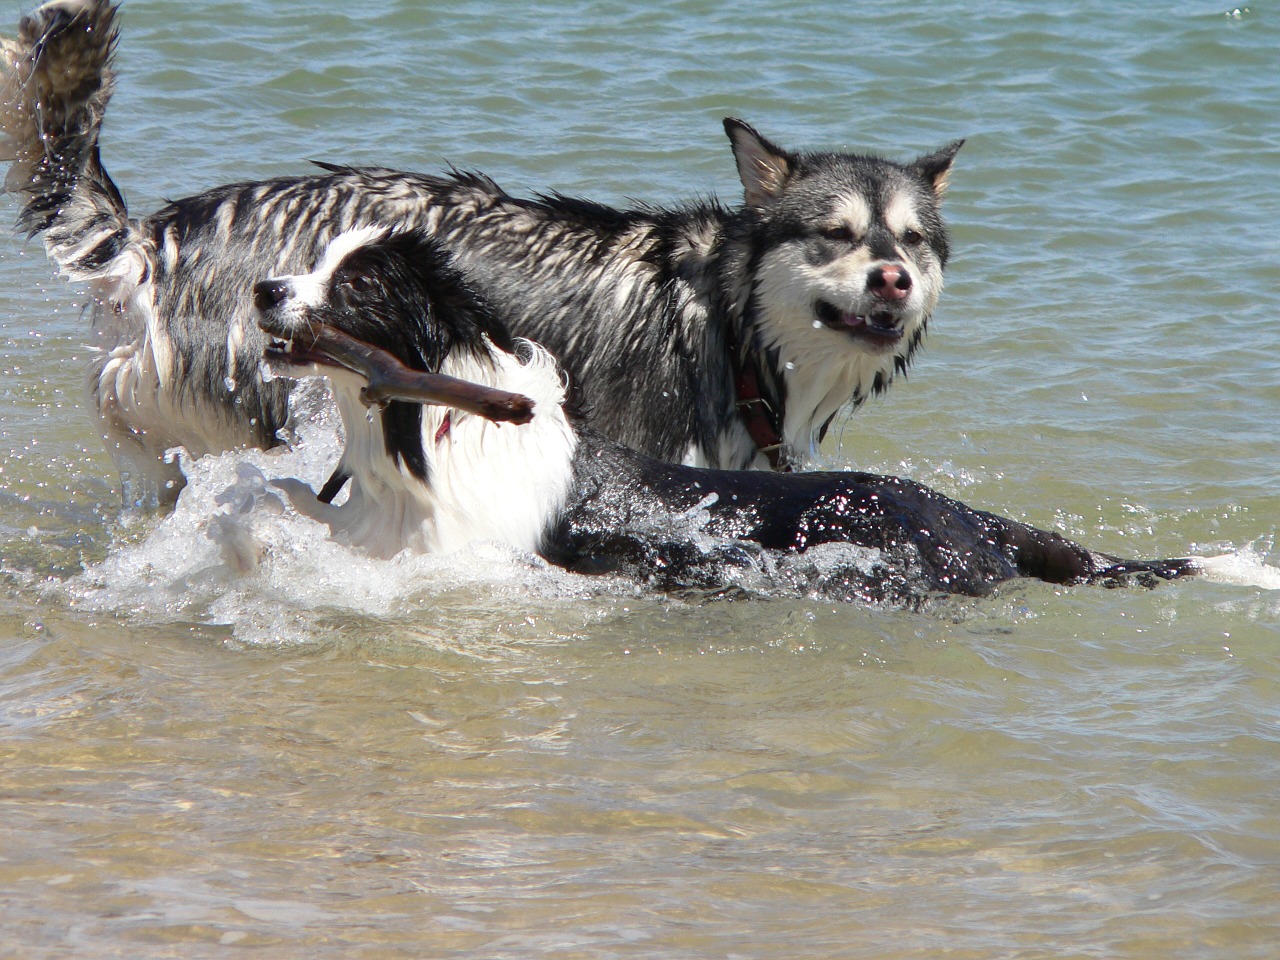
xmin=784 ymin=361 xmax=796 ymax=370
xmin=224 ymin=376 xmax=237 ymax=392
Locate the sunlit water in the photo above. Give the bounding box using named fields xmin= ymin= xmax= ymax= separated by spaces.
xmin=1 ymin=1 xmax=1277 ymax=957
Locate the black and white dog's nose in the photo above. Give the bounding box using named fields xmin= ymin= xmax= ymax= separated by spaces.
xmin=253 ymin=279 xmax=290 ymax=313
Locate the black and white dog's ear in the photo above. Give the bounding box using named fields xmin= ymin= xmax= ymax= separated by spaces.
xmin=724 ymin=118 xmax=795 ymax=209
xmin=912 ymin=139 xmax=965 ymax=199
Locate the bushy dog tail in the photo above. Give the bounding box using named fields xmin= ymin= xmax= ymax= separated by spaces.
xmin=1 ymin=0 xmax=141 ymax=287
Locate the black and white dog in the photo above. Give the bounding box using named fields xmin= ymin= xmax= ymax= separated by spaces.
xmin=253 ymin=225 xmax=1198 ymax=605
xmin=2 ymin=0 xmax=960 ymax=505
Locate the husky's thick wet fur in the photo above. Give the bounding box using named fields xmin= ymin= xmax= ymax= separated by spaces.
xmin=2 ymin=0 xmax=961 ymax=506
xmin=1 ymin=0 xmax=292 ymax=503
xmin=254 ymin=226 xmax=1198 ymax=605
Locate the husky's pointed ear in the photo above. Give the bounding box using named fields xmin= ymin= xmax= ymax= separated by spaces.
xmin=912 ymin=139 xmax=964 ymax=199
xmin=724 ymin=118 xmax=794 ymax=208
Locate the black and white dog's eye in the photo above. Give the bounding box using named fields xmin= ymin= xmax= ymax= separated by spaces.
xmin=336 ymin=272 xmax=372 ymax=294
xmin=822 ymin=225 xmax=857 ymax=243
xmin=902 ymin=229 xmax=924 ymax=246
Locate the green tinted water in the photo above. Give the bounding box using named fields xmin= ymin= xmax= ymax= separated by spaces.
xmin=1 ymin=1 xmax=1276 ymax=956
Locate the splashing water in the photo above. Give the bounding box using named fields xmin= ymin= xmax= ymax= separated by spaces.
xmin=59 ymin=379 xmax=611 ymax=644
xmin=57 ymin=375 xmax=914 ymax=640
xmin=1193 ymin=536 xmax=1280 ymax=591
xmin=51 ymin=357 xmax=1277 ymax=646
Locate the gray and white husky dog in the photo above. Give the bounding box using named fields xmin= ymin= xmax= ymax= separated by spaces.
xmin=1 ymin=0 xmax=961 ymax=505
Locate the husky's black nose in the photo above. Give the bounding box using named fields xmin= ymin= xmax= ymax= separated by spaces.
xmin=253 ymin=279 xmax=289 ymax=313
xmin=868 ymin=265 xmax=912 ymax=302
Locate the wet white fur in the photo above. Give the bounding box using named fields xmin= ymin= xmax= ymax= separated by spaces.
xmin=267 ymin=228 xmax=579 ymax=559
xmin=829 ymin=194 xmax=873 ymax=238
xmin=277 ymin=342 xmax=577 ymax=560
xmin=85 ymin=231 xmax=249 ymax=499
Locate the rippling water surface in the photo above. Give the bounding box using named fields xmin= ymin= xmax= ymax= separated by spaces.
xmin=1 ymin=1 xmax=1277 ymax=956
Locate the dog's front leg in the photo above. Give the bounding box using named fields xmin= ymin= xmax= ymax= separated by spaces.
xmin=271 ymin=477 xmax=345 ymax=529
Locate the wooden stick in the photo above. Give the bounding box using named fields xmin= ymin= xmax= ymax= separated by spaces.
xmin=268 ymin=323 xmax=536 ymax=424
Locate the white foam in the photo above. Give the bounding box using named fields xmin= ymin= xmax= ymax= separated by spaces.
xmin=62 ymin=379 xmax=611 ymax=645
xmin=1192 ymin=537 xmax=1280 ymax=591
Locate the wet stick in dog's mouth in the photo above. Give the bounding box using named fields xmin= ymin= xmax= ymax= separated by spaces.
xmin=261 ymin=322 xmax=536 ymax=424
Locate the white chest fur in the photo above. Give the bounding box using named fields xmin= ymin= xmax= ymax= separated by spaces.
xmin=322 ymin=342 xmax=579 ymax=559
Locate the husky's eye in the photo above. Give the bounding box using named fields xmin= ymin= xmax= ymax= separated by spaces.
xmin=902 ymin=229 xmax=925 ymax=246
xmin=822 ymin=225 xmax=857 ymax=243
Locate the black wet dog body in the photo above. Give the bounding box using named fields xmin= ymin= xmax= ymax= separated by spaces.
xmin=550 ymin=435 xmax=1119 ymax=601
xmin=255 ymin=228 xmax=1196 ymax=605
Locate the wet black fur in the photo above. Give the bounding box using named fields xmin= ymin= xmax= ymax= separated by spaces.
xmin=296 ymin=233 xmax=519 ymax=483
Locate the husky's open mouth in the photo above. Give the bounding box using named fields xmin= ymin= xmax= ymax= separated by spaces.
xmin=814 ymin=300 xmax=904 ymax=346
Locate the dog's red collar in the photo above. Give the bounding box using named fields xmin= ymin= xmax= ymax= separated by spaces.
xmin=434 ymin=412 xmax=452 ymax=445
xmin=734 ymin=364 xmax=789 ymax=472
